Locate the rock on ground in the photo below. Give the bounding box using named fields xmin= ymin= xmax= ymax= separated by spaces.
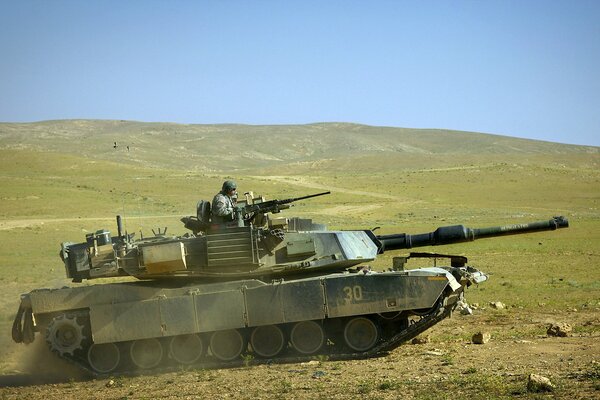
xmin=527 ymin=373 xmax=555 ymax=392
xmin=547 ymin=322 xmax=572 ymax=337
xmin=412 ymin=335 xmax=430 ymax=344
xmin=472 ymin=331 xmax=491 ymax=344
xmin=490 ymin=301 xmax=506 ymax=310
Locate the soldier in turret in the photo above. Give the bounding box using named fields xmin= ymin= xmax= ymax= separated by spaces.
xmin=211 ymin=180 xmax=238 ymax=223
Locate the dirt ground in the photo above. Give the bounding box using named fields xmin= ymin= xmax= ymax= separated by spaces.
xmin=1 ymin=309 xmax=598 ymax=400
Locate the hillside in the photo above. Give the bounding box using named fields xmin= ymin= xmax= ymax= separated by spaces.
xmin=0 ymin=120 xmax=597 ymax=173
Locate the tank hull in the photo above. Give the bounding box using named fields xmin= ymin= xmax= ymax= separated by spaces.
xmin=13 ymin=264 xmax=484 ymax=375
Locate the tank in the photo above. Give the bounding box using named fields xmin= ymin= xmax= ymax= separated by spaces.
xmin=11 ymin=191 xmax=569 ymax=375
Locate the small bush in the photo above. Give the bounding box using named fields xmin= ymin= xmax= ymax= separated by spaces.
xmin=378 ymin=380 xmax=398 ymax=390
xmin=278 ymin=380 xmax=293 ymax=393
xmin=357 ymin=381 xmax=373 ymax=394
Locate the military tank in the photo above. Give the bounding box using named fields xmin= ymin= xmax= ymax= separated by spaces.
xmin=11 ymin=190 xmax=569 ymax=375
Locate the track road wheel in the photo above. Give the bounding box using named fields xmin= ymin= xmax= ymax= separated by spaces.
xmin=343 ymin=317 xmax=380 ymax=352
xmin=87 ymin=343 xmax=120 ymax=374
xmin=130 ymin=338 xmax=164 ymax=369
xmin=210 ymin=329 xmax=245 ymax=361
xmin=250 ymin=325 xmax=285 ymax=358
xmin=45 ymin=314 xmax=86 ymax=356
xmin=169 ymin=334 xmax=204 ymax=365
xmin=290 ymin=321 xmax=325 ymax=355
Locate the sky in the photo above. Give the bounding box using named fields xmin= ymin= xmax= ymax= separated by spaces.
xmin=1 ymin=1 xmax=599 ymax=146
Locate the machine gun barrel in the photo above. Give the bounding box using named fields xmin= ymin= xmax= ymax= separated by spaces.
xmin=281 ymin=191 xmax=331 ymax=203
xmin=375 ymin=216 xmax=569 ymax=252
xmin=245 ymin=191 xmax=330 ymax=215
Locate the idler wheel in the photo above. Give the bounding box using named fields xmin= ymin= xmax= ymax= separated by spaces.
xmin=45 ymin=314 xmax=86 ymax=356
xmin=343 ymin=317 xmax=380 ymax=352
xmin=169 ymin=334 xmax=204 ymax=365
xmin=250 ymin=325 xmax=285 ymax=358
xmin=290 ymin=321 xmax=325 ymax=355
xmin=87 ymin=343 xmax=120 ymax=373
xmin=209 ymin=329 xmax=246 ymax=361
xmin=129 ymin=338 xmax=164 ymax=369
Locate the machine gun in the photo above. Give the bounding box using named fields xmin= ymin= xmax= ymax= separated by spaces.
xmin=182 ymin=191 xmax=331 ymax=232
xmin=240 ymin=191 xmax=330 ymax=220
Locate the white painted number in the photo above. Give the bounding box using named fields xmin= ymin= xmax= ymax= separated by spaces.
xmin=343 ymin=285 xmax=363 ymax=303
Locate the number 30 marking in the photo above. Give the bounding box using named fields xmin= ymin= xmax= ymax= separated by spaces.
xmin=343 ymin=285 xmax=363 ymax=302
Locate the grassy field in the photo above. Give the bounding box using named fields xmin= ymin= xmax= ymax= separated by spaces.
xmin=0 ymin=121 xmax=598 ymax=397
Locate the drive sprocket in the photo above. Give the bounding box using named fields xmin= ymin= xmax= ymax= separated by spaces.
xmin=45 ymin=314 xmax=86 ymax=356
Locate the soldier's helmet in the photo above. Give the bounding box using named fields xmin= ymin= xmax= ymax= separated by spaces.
xmin=222 ymin=180 xmax=237 ymax=192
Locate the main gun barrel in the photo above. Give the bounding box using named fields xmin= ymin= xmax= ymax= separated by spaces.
xmin=375 ymin=216 xmax=569 ymax=252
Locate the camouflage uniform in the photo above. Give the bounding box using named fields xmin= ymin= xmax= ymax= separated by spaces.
xmin=211 ymin=191 xmax=236 ymax=223
xmin=211 ymin=180 xmax=237 ymax=223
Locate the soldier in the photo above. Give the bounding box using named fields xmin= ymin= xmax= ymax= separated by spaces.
xmin=211 ymin=180 xmax=238 ymax=223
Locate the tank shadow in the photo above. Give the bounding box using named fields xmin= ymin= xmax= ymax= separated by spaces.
xmin=0 ymin=372 xmax=93 ymax=387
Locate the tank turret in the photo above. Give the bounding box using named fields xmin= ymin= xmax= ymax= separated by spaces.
xmin=58 ymin=189 xmax=568 ymax=282
xmin=12 ymin=191 xmax=569 ymax=376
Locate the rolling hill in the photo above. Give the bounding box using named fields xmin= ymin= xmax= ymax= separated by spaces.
xmin=0 ymin=120 xmax=597 ymax=173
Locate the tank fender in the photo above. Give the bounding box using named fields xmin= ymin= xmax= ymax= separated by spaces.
xmin=88 ymin=288 xmax=248 ymax=344
xmin=406 ymin=267 xmax=462 ymax=291
xmin=11 ymin=294 xmax=35 ymax=344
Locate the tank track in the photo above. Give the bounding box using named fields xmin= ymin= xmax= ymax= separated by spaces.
xmin=45 ymin=290 xmax=460 ymax=378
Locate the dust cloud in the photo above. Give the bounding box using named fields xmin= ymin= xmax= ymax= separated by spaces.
xmin=0 ymin=337 xmax=91 ymax=387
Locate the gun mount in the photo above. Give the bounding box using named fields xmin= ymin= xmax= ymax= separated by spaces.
xmin=11 ymin=190 xmax=569 ymax=377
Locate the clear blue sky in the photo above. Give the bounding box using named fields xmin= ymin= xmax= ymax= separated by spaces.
xmin=1 ymin=1 xmax=599 ymax=146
